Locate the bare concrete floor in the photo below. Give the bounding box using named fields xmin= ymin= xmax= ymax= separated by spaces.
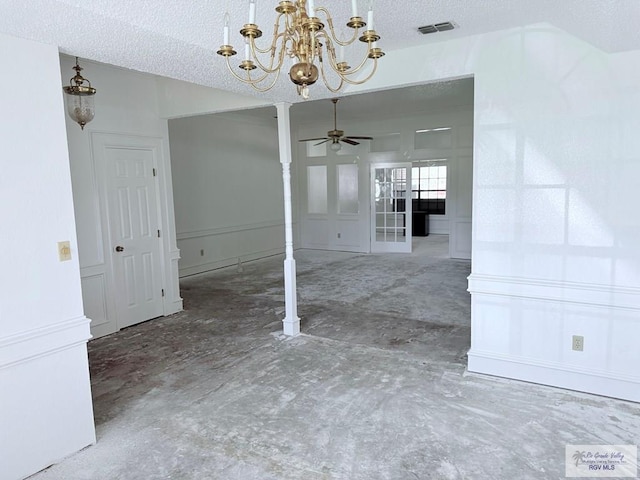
xmin=33 ymin=237 xmax=639 ymax=479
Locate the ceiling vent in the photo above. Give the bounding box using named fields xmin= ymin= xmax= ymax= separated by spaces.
xmin=418 ymin=22 xmax=455 ymax=35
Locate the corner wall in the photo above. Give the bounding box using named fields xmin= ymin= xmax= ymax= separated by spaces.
xmin=349 ymin=24 xmax=640 ymax=402
xmin=0 ymin=33 xmax=95 ymax=480
xmin=169 ymin=111 xmax=287 ymax=277
xmin=62 ymin=55 xmax=183 ymax=338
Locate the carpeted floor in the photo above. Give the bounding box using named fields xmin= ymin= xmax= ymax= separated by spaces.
xmin=31 ymin=236 xmax=640 ymax=479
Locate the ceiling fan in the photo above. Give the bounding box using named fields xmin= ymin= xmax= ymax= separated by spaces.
xmin=299 ymin=98 xmax=373 ymax=151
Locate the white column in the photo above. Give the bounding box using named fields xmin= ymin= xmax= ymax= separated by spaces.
xmin=275 ymin=102 xmax=300 ymax=336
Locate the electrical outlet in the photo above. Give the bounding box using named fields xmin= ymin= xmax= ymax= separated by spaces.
xmin=572 ymin=335 xmax=584 ymax=352
xmin=58 ymin=241 xmax=72 ymax=261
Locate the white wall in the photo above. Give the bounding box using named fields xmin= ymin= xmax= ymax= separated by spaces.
xmin=155 ymin=76 xmax=271 ymax=119
xmin=0 ymin=34 xmax=95 ymax=480
xmin=62 ymin=55 xmax=182 ymax=338
xmin=169 ymin=111 xmax=288 ymax=276
xmin=347 ymin=24 xmax=640 ymax=402
xmin=296 ymin=107 xmax=474 ymax=256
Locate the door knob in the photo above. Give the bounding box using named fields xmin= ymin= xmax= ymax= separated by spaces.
xmin=115 ymin=246 xmax=124 ymax=252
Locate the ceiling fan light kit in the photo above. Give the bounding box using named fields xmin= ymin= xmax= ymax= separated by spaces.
xmin=217 ymin=0 xmax=384 ymax=99
xmin=299 ymin=98 xmax=373 ymax=150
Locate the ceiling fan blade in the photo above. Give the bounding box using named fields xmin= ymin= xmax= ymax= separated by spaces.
xmin=314 ymin=139 xmax=331 ymax=146
xmin=345 ymin=136 xmax=374 ymax=140
xmin=299 ymin=137 xmax=329 ymax=142
xmin=341 ymin=138 xmax=360 ymax=146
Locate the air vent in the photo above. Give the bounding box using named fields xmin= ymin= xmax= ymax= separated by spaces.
xmin=418 ymin=21 xmax=455 ymax=35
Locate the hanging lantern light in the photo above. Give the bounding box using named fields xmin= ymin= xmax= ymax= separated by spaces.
xmin=62 ymin=57 xmax=96 ymax=130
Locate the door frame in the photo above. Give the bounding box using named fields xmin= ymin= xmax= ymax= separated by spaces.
xmin=370 ymin=161 xmax=412 ymax=253
xmin=86 ymin=132 xmax=182 ymax=337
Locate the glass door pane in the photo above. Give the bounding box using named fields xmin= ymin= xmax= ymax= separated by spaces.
xmin=371 ymin=163 xmax=412 ymax=253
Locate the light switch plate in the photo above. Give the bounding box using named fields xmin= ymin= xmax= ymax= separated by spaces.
xmin=58 ymin=241 xmax=72 ymax=261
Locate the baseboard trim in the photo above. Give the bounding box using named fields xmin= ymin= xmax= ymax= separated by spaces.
xmin=0 ymin=316 xmax=91 ymax=370
xmin=179 ymin=247 xmax=285 ymax=278
xmin=165 ymin=298 xmax=184 ymax=315
xmin=468 ymin=349 xmax=640 ymax=403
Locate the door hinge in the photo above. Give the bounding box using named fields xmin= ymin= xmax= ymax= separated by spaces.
xmin=157 ymin=229 xmax=161 ymax=238
xmin=153 ymin=168 xmax=157 ymax=177
xmin=161 ymin=288 xmax=165 ymax=297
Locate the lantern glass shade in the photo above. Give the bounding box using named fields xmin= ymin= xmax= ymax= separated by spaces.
xmin=62 ymin=57 xmax=96 ymax=130
xmin=63 ymin=87 xmax=95 ymax=130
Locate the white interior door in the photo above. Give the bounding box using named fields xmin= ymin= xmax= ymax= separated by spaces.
xmin=105 ymin=146 xmax=164 ymax=329
xmin=370 ymin=163 xmax=412 ymax=253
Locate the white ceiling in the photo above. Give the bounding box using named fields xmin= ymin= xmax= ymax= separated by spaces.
xmin=1 ymin=1 xmax=639 ymax=102
xmin=0 ymin=1 xmax=637 ymax=116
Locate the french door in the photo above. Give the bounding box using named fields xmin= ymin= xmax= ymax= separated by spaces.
xmin=370 ymin=163 xmax=412 ymax=253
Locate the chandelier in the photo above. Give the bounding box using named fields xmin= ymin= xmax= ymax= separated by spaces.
xmin=217 ymin=0 xmax=384 ymax=99
xmin=62 ymin=57 xmax=96 ymax=130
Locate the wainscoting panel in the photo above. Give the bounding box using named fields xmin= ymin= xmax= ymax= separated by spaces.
xmin=81 ymin=272 xmax=109 ymax=329
xmin=79 ymin=264 xmax=116 ymax=339
xmin=335 ymin=218 xmax=363 ymax=250
xmin=0 ymin=316 xmax=95 ymax=480
xmin=301 ymin=218 xmax=330 ymax=250
xmin=452 ymin=221 xmax=472 ymax=259
xmin=468 ymin=275 xmax=640 ymax=402
xmin=167 ymin=248 xmax=183 ymax=311
xmin=177 ymin=221 xmax=286 ymax=277
xmin=427 ymin=217 xmax=449 ymax=235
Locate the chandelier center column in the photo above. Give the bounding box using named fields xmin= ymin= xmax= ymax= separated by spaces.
xmin=276 ymin=102 xmax=300 ymax=336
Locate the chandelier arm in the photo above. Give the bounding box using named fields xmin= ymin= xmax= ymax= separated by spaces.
xmin=250 ymin=12 xmax=287 ymax=55
xmin=246 ymin=65 xmax=282 ymax=92
xmin=316 ymin=31 xmax=342 ymax=61
xmin=315 ymin=7 xmax=360 ymax=46
xmin=284 ymin=8 xmax=295 ymax=33
xmin=315 ymin=33 xmax=342 ymax=75
xmin=338 ymin=58 xmax=379 ymax=86
xmin=250 ymin=36 xmax=280 ymax=56
xmin=314 ymin=31 xmax=368 ymax=78
xmin=333 ymin=44 xmax=375 ymax=76
xmin=249 ymin=33 xmax=288 ymax=73
xmin=318 ymin=60 xmax=344 ymax=93
xmin=223 ymin=56 xmax=273 ymax=86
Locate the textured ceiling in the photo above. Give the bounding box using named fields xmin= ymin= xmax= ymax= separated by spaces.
xmin=1 ymin=0 xmax=639 ymax=105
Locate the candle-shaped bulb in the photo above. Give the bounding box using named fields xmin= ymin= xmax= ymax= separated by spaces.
xmin=351 ymin=0 xmax=358 ymax=17
xmin=308 ymin=0 xmax=315 ymax=17
xmin=367 ymin=6 xmax=373 ymax=30
xmin=339 ymin=45 xmax=345 ymax=62
xmin=249 ymin=0 xmax=256 ymax=24
xmin=223 ymin=12 xmax=230 ymax=45
xmin=244 ymin=39 xmax=250 ymax=60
